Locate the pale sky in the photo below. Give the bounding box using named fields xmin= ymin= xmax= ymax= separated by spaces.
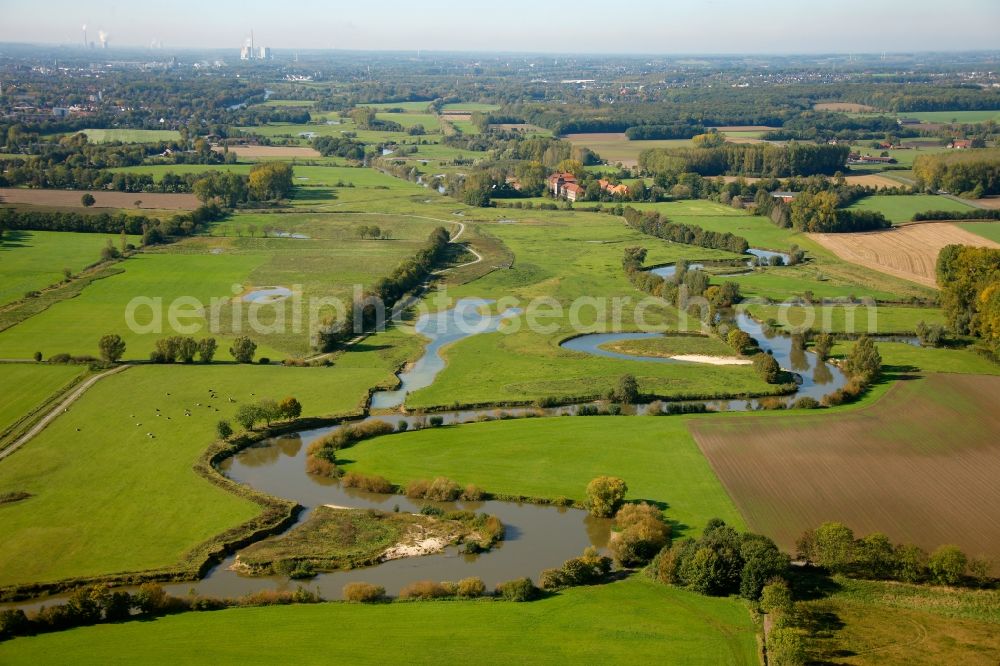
xmin=1 ymin=0 xmax=999 ymax=54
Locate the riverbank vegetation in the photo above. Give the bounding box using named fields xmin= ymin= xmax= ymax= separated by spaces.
xmin=234 ymin=506 xmax=503 ymax=575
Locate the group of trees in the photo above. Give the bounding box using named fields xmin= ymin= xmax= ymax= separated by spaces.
xmin=638 ymin=143 xmax=850 ymax=179
xmin=233 ymin=397 xmax=303 ymax=431
xmin=913 ymin=148 xmax=1000 ymax=197
xmin=312 ymin=136 xmax=367 ymax=160
xmin=348 ymin=107 xmax=402 ymax=132
xmin=654 ymin=518 xmax=790 ymax=601
xmin=148 ymin=337 xmax=218 ymax=364
xmin=247 ymin=162 xmax=295 ymax=202
xmin=937 ymin=245 xmax=1000 ymax=356
xmin=785 ymin=191 xmax=890 ymax=233
xmin=797 ymin=522 xmax=991 ymax=587
xmin=356 ymin=224 xmax=390 ymax=240
xmin=0 ymin=204 xmax=226 ymax=246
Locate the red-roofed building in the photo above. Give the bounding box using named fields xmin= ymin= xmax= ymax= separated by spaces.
xmin=949 ymin=139 xmax=973 ymax=149
xmin=599 ymin=179 xmax=630 ymax=197
xmin=548 ymin=172 xmax=578 ymax=198
xmin=563 ymin=182 xmax=584 ymax=202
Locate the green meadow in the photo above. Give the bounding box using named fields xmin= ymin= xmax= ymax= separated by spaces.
xmin=0 ymin=250 xmax=282 ymax=361
xmin=903 ymin=109 xmax=1000 ymax=123
xmin=847 ymin=194 xmax=975 ymax=223
xmin=345 ymin=415 xmax=745 ymax=535
xmin=957 ymin=221 xmax=1000 ymax=243
xmin=744 ymin=304 xmax=946 ymax=334
xmin=0 ymin=361 xmax=409 ymax=587
xmin=0 ymin=577 xmax=759 ymax=666
xmin=0 ymin=363 xmax=83 ymax=441
xmin=0 ymin=230 xmax=134 ymax=307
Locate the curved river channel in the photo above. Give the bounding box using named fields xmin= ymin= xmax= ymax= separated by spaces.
xmin=6 ymin=297 xmax=847 ymax=610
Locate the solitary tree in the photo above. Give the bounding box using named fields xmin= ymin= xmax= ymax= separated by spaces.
xmin=611 ymin=374 xmax=639 ymax=404
xmin=753 ymin=352 xmax=781 ymax=383
xmin=844 ymin=336 xmax=882 ymax=383
xmin=81 ymin=193 xmax=96 ymax=207
xmin=258 ymin=399 xmax=280 ymax=426
xmin=234 ymin=404 xmax=263 ymax=431
xmin=586 ymin=476 xmax=628 ymax=518
xmin=198 ymin=338 xmax=217 ymax=363
xmin=229 ymin=336 xmax=257 ymax=363
xmin=928 ymin=545 xmax=968 ymax=586
xmin=177 ymin=337 xmax=199 ymax=363
xmin=216 ymin=420 xmax=234 ymax=440
xmin=810 ymin=522 xmax=856 ymax=573
xmin=98 ymin=334 xmax=126 ymax=363
xmin=812 ymin=333 xmax=834 ymax=361
xmin=278 ymin=396 xmax=302 ymax=420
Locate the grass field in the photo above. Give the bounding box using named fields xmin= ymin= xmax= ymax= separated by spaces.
xmin=0 ymin=209 xmax=446 ymax=358
xmin=811 ymin=222 xmax=1000 ymax=288
xmin=0 ymin=230 xmax=132 ymax=307
xmin=0 ymin=250 xmax=282 ymax=361
xmin=846 ymin=195 xmax=974 ymax=224
xmin=80 ymin=129 xmax=182 ymax=143
xmin=344 ymin=415 xmax=745 ymax=537
xmin=0 ymin=577 xmax=759 ymax=665
xmin=743 ymin=304 xmax=946 ymax=334
xmin=830 ymin=340 xmax=1000 ymax=377
xmin=690 ymin=374 xmax=1000 ymax=561
xmin=900 ymin=109 xmax=1000 ymax=124
xmin=957 ymin=221 xmax=1000 ymax=243
xmin=801 ymin=577 xmax=1000 ymax=664
xmin=848 ymin=144 xmax=952 ymax=169
xmin=441 ymin=103 xmax=500 ymax=113
xmin=367 ymin=101 xmax=433 ymax=112
xmin=602 ymin=333 xmax=737 ymax=359
xmin=0 ymin=363 xmax=83 ymax=440
xmin=376 ymin=112 xmax=441 ymax=131
xmin=563 ymin=133 xmax=692 ymax=166
xmin=631 ymin=199 xmax=810 ymax=251
xmin=0 ymin=362 xmax=409 ymax=587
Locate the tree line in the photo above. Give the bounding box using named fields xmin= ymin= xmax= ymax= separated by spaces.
xmin=0 ymin=204 xmax=226 ymax=246
xmin=638 ymin=143 xmax=850 ymax=179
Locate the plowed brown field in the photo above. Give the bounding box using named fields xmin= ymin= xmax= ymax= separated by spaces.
xmin=691 ymin=374 xmax=1000 ymax=563
xmin=810 ymin=222 xmax=1000 ymax=287
xmin=0 ymin=187 xmax=198 ymax=211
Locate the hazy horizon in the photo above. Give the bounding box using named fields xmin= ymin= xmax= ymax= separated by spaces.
xmin=1 ymin=0 xmax=999 ymax=55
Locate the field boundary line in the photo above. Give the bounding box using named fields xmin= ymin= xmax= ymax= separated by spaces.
xmin=0 ymin=370 xmax=88 ymax=451
xmin=0 ymin=365 xmax=129 ymax=462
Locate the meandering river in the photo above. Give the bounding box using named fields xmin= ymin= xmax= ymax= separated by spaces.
xmin=4 ymin=293 xmax=848 ymax=610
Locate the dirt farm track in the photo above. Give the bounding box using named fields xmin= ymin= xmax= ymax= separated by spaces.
xmin=690 ymin=374 xmax=1000 ymax=567
xmin=810 ymin=222 xmax=1000 ymax=287
xmin=0 ymin=188 xmax=199 ymax=211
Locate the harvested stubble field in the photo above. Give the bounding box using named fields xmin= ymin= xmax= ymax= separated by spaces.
xmin=215 ymin=145 xmax=321 ymax=159
xmin=810 ymin=222 xmax=1000 ymax=287
xmin=690 ymin=374 xmax=1000 ymax=564
xmin=0 ymin=188 xmax=198 ymax=211
xmin=813 ymin=102 xmax=877 ymax=112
